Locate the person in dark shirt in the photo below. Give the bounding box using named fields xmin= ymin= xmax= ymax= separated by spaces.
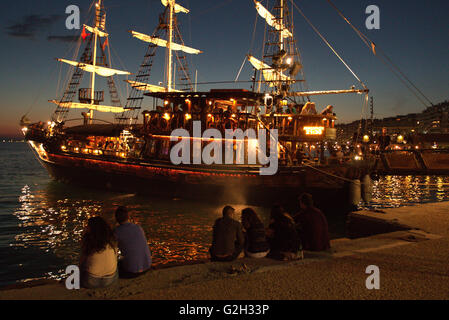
xmin=294 ymin=193 xmax=331 ymax=252
xmin=241 ymin=208 xmax=269 ymax=258
xmin=114 ymin=206 xmax=152 ymax=278
xmin=266 ymin=205 xmax=302 ymax=261
xmin=210 ymin=206 xmax=245 ymax=262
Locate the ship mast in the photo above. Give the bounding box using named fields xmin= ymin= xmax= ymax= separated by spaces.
xmin=52 ymin=0 xmax=130 ymax=124
xmin=249 ymin=0 xmax=369 ymax=103
xmin=278 ymin=0 xmax=284 ymax=88
xmin=90 ymin=0 xmax=101 ymax=120
xmin=250 ymin=0 xmax=297 ymax=97
xmin=118 ymin=0 xmax=201 ymax=125
xmin=279 ymin=0 xmax=284 ymax=52
xmin=167 ymin=0 xmax=175 ymax=92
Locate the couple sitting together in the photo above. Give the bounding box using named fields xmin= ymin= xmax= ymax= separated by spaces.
xmin=209 ymin=193 xmax=330 ymax=262
xmin=79 ymin=206 xmax=152 ymax=288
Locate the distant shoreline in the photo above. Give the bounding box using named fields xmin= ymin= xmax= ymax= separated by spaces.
xmin=1 ymin=139 xmax=25 ymax=143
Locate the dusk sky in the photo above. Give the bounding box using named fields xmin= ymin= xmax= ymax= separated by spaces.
xmin=0 ymin=0 xmax=447 ymax=138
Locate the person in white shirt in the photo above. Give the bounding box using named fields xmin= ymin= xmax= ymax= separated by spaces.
xmin=79 ymin=216 xmax=118 ymax=288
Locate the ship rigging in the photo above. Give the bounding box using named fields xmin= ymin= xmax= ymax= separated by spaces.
xmin=21 ymin=0 xmax=375 ymax=207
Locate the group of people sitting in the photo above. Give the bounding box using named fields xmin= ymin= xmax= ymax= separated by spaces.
xmin=210 ymin=193 xmax=330 ymax=262
xmin=77 ymin=193 xmax=330 ymax=289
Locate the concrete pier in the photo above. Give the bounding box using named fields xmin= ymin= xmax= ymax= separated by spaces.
xmin=1 ymin=202 xmax=449 ymax=300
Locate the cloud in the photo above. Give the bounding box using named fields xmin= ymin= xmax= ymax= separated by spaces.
xmin=5 ymin=14 xmax=63 ymax=39
xmin=47 ymin=35 xmax=79 ymax=43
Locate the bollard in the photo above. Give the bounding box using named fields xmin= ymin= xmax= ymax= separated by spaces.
xmin=361 ymin=174 xmax=373 ymax=203
xmin=349 ymin=179 xmax=361 ymax=207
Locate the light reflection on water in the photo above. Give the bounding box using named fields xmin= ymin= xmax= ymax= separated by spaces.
xmin=363 ymin=175 xmax=449 ymax=209
xmin=7 ymin=177 xmax=272 ymax=286
xmin=2 ymin=143 xmax=449 ymax=287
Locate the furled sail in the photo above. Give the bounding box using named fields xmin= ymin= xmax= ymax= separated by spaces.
xmin=254 ymin=1 xmax=292 ymax=38
xmin=49 ymin=100 xmax=125 ymax=113
xmin=247 ymin=55 xmax=292 ymax=86
xmin=83 ymin=24 xmax=108 ymax=37
xmin=161 ymin=0 xmax=189 ymax=14
xmin=57 ymin=59 xmax=130 ymax=77
xmin=125 ymin=80 xmax=182 ymax=92
xmin=130 ymin=31 xmax=202 ymax=55
xmin=289 ymin=89 xmax=370 ymax=97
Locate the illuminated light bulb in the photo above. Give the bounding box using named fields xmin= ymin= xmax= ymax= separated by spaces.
xmin=163 ymin=113 xmax=171 ymax=121
xmin=286 ymin=57 xmax=293 ymax=65
xmin=185 ymin=113 xmax=192 ymax=120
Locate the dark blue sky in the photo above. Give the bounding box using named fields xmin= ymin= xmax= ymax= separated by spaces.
xmin=1 ymin=0 xmax=448 ymax=137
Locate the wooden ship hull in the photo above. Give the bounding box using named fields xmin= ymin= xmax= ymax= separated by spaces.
xmin=26 ymin=133 xmax=370 ymax=210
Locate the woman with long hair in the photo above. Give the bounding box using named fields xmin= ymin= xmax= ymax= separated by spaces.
xmin=79 ymin=216 xmax=118 ymax=288
xmin=266 ymin=205 xmax=302 ymax=261
xmin=241 ymin=208 xmax=270 ymax=258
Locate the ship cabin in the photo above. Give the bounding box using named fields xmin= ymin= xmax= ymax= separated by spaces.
xmin=141 ymin=89 xmax=337 ymax=166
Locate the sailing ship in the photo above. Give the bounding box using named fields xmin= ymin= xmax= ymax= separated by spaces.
xmin=22 ymin=0 xmax=373 ymax=208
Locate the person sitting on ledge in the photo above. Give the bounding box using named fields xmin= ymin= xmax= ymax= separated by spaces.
xmin=266 ymin=205 xmax=302 ymax=261
xmin=209 ymin=206 xmax=245 ymax=262
xmin=294 ymin=193 xmax=330 ymax=252
xmin=79 ymin=216 xmax=118 ymax=288
xmin=114 ymin=206 xmax=152 ymax=279
xmin=241 ymin=208 xmax=270 ymax=258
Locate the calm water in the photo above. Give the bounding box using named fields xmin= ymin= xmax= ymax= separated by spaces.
xmin=1 ymin=143 xmax=449 ymax=287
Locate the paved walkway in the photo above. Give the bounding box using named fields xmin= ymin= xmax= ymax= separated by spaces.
xmin=1 ymin=202 xmax=449 ymax=300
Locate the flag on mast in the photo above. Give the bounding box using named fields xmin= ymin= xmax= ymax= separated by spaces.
xmin=81 ymin=26 xmax=90 ymax=41
xmin=102 ymin=38 xmax=109 ymax=51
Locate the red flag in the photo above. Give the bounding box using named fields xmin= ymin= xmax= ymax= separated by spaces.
xmin=81 ymin=26 xmax=89 ymax=41
xmin=102 ymin=38 xmax=108 ymax=51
